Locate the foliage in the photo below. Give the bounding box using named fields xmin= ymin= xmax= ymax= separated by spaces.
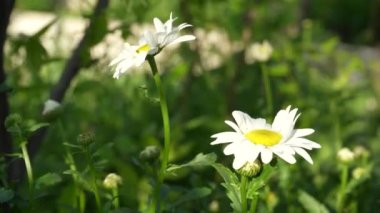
xmin=1 ymin=0 xmax=379 ymax=212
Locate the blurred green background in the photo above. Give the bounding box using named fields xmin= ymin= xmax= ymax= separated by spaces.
xmin=2 ymin=0 xmax=380 ymax=212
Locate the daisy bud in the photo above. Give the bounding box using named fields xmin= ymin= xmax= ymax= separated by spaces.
xmin=237 ymin=160 xmax=262 ymax=177
xmin=77 ymin=131 xmax=95 ymax=147
xmin=139 ymin=145 xmax=160 ymax=162
xmin=103 ymin=173 xmax=123 ymax=189
xmin=353 ymin=146 xmax=369 ymax=160
xmin=208 ymin=200 xmax=219 ymax=212
xmin=337 ymin=147 xmax=355 ymax=164
xmin=352 ymin=167 xmax=367 ymax=180
xmin=4 ymin=113 xmax=22 ymax=130
xmin=42 ymin=99 xmax=62 ymax=121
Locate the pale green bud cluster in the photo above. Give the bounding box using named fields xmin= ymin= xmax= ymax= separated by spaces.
xmin=103 ymin=173 xmax=123 ymax=189
xmin=237 ymin=160 xmax=262 ymax=177
xmin=77 ymin=131 xmax=95 ymax=147
xmin=337 ymin=147 xmax=355 ymax=164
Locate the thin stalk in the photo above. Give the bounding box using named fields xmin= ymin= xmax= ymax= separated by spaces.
xmin=330 ymin=100 xmax=342 ymax=151
xmin=249 ymin=193 xmax=258 ymax=213
xmin=79 ymin=190 xmax=86 ymax=213
xmin=240 ymin=175 xmax=248 ymax=213
xmin=112 ymin=187 xmax=120 ymax=209
xmin=85 ymin=147 xmax=102 ymax=212
xmin=147 ymin=55 xmax=171 ymax=213
xmin=337 ymin=165 xmax=349 ymax=213
xmin=261 ymin=63 xmax=273 ymax=116
xmin=58 ymin=120 xmax=83 ymax=211
xmin=20 ymin=142 xmax=34 ymax=200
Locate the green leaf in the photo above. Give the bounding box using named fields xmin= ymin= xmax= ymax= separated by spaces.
xmin=247 ymin=164 xmax=275 ymax=198
xmin=63 ymin=142 xmax=82 ymax=149
xmin=167 ymin=153 xmax=217 ymax=173
xmin=298 ymin=190 xmax=329 ymax=213
xmin=32 ymin=17 xmax=58 ymax=39
xmin=211 ymin=163 xmax=241 ymax=212
xmin=170 ymin=187 xmax=212 ymax=208
xmin=35 ymin=173 xmax=62 ymax=189
xmin=5 ymin=152 xmax=23 ymax=158
xmin=26 ymin=122 xmax=49 ymax=133
xmin=0 ymin=188 xmax=14 ymax=203
xmin=269 ymin=63 xmax=289 ymax=77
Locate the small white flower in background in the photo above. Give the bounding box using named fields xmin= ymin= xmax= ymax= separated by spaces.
xmin=110 ymin=12 xmax=196 ymax=79
xmin=42 ymin=99 xmax=61 ymax=117
xmin=353 ymin=145 xmax=369 ymax=159
xmin=245 ymin=40 xmax=273 ymax=63
xmin=337 ymin=147 xmax=355 ymax=164
xmin=103 ymin=173 xmax=123 ymax=189
xmin=352 ymin=167 xmax=367 ymax=180
xmin=211 ymin=106 xmax=321 ymax=170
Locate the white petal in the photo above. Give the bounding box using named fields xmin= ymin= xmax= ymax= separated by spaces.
xmin=169 ymin=35 xmax=196 ymax=46
xmin=293 ymin=147 xmax=313 ymax=164
xmin=275 ymin=152 xmax=296 ymax=164
xmin=252 ymin=118 xmax=268 ymax=129
xmin=232 ymin=111 xmax=256 ymax=133
xmin=246 ymin=145 xmax=260 ymax=162
xmin=272 ymin=106 xmax=299 ymax=139
xmin=223 ymin=142 xmax=240 ymax=155
xmin=293 ymin=128 xmax=315 ymax=138
xmin=177 ymin=23 xmax=192 ymax=30
xmin=153 ymin=18 xmax=164 ymax=32
xmin=232 ymin=156 xmax=247 ymax=170
xmin=287 ymin=138 xmax=321 ymax=149
xmin=271 ymin=144 xmax=295 ymax=155
xmin=210 ymin=132 xmax=243 ymax=145
xmin=261 ymin=148 xmax=273 ymax=164
xmin=225 ymin=120 xmax=241 ymax=133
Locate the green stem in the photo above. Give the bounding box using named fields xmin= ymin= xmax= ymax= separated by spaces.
xmin=58 ymin=120 xmax=83 ymax=211
xmin=261 ymin=63 xmax=273 ymax=116
xmin=85 ymin=147 xmax=102 ymax=212
xmin=79 ymin=190 xmax=86 ymax=213
xmin=112 ymin=187 xmax=120 ymax=209
xmin=240 ymin=175 xmax=248 ymax=213
xmin=147 ymin=56 xmax=171 ymax=213
xmin=20 ymin=142 xmax=34 ymax=200
xmin=330 ymin=100 xmax=342 ymax=151
xmin=249 ymin=193 xmax=258 ymax=213
xmin=337 ymin=165 xmax=349 ymax=213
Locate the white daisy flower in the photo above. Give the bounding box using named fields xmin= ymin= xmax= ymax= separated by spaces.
xmin=110 ymin=12 xmax=196 ymax=79
xmin=211 ymin=106 xmax=321 ymax=170
xmin=245 ymin=40 xmax=273 ymax=63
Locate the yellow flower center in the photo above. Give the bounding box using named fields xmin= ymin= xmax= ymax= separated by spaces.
xmin=136 ymin=44 xmax=150 ymax=53
xmin=244 ymin=129 xmax=282 ymax=146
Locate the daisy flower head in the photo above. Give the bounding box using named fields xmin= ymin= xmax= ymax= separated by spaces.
xmin=211 ymin=106 xmax=321 ymax=170
xmin=110 ymin=12 xmax=196 ymax=79
xmin=245 ymin=40 xmax=273 ymax=63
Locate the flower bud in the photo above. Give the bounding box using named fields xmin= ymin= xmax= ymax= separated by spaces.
xmin=77 ymin=131 xmax=95 ymax=147
xmin=237 ymin=160 xmax=262 ymax=177
xmin=103 ymin=173 xmax=122 ymax=189
xmin=42 ymin=99 xmax=62 ymax=121
xmin=139 ymin=145 xmax=160 ymax=162
xmin=337 ymin=147 xmax=354 ymax=164
xmin=4 ymin=113 xmax=22 ymax=130
xmin=352 ymin=167 xmax=367 ymax=180
xmin=353 ymin=145 xmax=369 ymax=160
xmin=245 ymin=40 xmax=273 ymax=63
xmin=208 ymin=200 xmax=219 ymax=212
